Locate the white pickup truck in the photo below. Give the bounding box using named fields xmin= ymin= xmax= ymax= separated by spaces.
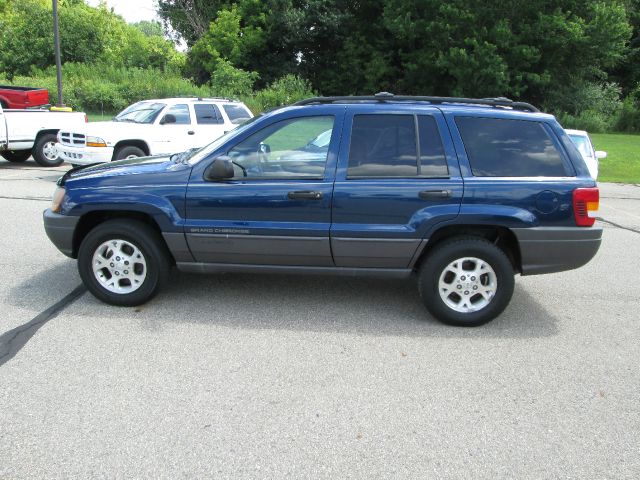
xmin=0 ymin=104 xmax=87 ymax=166
xmin=56 ymin=97 xmax=253 ymax=165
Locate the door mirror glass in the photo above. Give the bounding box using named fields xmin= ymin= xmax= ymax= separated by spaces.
xmin=160 ymin=114 xmax=176 ymax=125
xmin=204 ymin=156 xmax=234 ymax=181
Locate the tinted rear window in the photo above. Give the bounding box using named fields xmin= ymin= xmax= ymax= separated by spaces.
xmin=223 ymin=104 xmax=252 ymax=123
xmin=455 ymin=117 xmax=567 ymax=177
xmin=347 ymin=114 xmax=448 ymax=177
xmin=194 ymin=104 xmax=223 ymax=124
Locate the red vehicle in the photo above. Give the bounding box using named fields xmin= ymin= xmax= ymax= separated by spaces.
xmin=0 ymin=85 xmax=49 ymax=109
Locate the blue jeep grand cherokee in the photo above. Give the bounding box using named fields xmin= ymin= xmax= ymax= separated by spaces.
xmin=43 ymin=93 xmax=602 ymax=326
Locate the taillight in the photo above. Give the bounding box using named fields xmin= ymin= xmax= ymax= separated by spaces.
xmin=84 ymin=114 xmax=88 ymax=123
xmin=573 ymin=188 xmax=599 ymax=226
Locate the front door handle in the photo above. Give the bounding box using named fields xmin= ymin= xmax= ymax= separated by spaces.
xmin=419 ymin=189 xmax=452 ymax=199
xmin=188 ymin=131 xmax=195 ymax=135
xmin=288 ymin=191 xmax=323 ymax=200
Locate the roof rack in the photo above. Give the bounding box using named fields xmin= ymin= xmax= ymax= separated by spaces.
xmin=293 ymin=91 xmax=539 ymax=113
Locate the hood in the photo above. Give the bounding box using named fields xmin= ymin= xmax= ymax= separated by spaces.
xmin=66 ymin=121 xmax=156 ymax=141
xmin=58 ymin=154 xmax=192 ymax=187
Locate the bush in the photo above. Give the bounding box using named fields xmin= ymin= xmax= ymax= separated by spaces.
xmin=556 ymin=110 xmax=612 ymax=133
xmin=0 ymin=66 xmax=315 ymax=116
xmin=615 ymin=89 xmax=640 ymax=133
xmin=0 ymin=63 xmax=214 ymax=114
xmin=247 ymin=75 xmax=316 ymax=113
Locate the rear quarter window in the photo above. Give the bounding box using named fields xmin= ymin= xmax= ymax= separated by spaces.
xmin=455 ymin=117 xmax=568 ymax=177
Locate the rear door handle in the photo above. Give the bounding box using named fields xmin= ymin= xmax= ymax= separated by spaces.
xmin=288 ymin=190 xmax=323 ymax=200
xmin=188 ymin=131 xmax=195 ymax=135
xmin=419 ymin=189 xmax=452 ymax=199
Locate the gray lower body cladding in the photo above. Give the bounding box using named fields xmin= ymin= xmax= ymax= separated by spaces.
xmin=512 ymin=226 xmax=602 ymax=275
xmin=43 ymin=209 xmax=79 ymax=258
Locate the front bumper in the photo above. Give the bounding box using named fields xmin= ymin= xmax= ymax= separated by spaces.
xmin=56 ymin=143 xmax=113 ymax=165
xmin=43 ymin=209 xmax=79 ymax=258
xmin=512 ymin=226 xmax=603 ymax=275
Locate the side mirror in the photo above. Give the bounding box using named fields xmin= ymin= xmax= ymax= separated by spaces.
xmin=204 ymin=156 xmax=234 ymax=181
xmin=595 ymin=150 xmax=607 ymax=159
xmin=160 ymin=114 xmax=176 ymax=125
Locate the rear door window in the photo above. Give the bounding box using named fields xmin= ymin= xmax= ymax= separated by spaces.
xmin=194 ymin=104 xmax=223 ymax=124
xmin=347 ymin=114 xmax=448 ymax=178
xmin=455 ymin=117 xmax=568 ymax=177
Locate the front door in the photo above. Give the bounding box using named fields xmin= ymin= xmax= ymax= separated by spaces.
xmin=185 ymin=109 xmax=344 ymax=266
xmin=151 ymin=103 xmax=195 ymax=155
xmin=331 ymin=106 xmax=464 ymax=268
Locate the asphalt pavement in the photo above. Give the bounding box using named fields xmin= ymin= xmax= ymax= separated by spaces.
xmin=0 ymin=158 xmax=638 ymax=479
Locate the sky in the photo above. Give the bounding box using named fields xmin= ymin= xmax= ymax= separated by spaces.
xmin=85 ymin=0 xmax=159 ymax=24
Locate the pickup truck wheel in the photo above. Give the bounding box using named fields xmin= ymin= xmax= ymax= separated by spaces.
xmin=33 ymin=133 xmax=63 ymax=167
xmin=1 ymin=150 xmax=31 ymax=162
xmin=114 ymin=146 xmax=145 ymax=161
xmin=78 ymin=219 xmax=170 ymax=306
xmin=418 ymin=237 xmax=515 ymax=326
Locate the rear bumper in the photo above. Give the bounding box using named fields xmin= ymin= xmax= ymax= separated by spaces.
xmin=56 ymin=143 xmax=113 ymax=165
xmin=43 ymin=209 xmax=79 ymax=258
xmin=512 ymin=226 xmax=602 ymax=275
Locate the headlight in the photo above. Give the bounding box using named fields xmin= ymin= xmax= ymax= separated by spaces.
xmin=86 ymin=136 xmax=107 ymax=147
xmin=51 ymin=187 xmax=66 ymax=213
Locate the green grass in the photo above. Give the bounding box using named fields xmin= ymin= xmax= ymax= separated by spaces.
xmin=590 ymin=133 xmax=640 ymax=184
xmin=87 ymin=112 xmax=115 ymax=122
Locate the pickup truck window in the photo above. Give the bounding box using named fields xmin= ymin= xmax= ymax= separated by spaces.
xmin=347 ymin=114 xmax=447 ymax=178
xmin=115 ymin=101 xmax=166 ymax=124
xmin=165 ymin=104 xmax=191 ymax=125
xmin=194 ymin=104 xmax=223 ymax=125
xmin=456 ymin=117 xmax=567 ymax=177
xmin=227 ymin=116 xmax=334 ymax=179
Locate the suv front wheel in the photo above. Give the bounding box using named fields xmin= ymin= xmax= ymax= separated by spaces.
xmin=418 ymin=237 xmax=515 ymax=326
xmin=78 ymin=219 xmax=170 ymax=306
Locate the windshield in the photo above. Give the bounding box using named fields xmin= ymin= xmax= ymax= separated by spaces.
xmin=568 ymin=134 xmax=593 ymax=158
xmin=114 ymin=102 xmax=166 ymax=124
xmin=186 ymin=115 xmax=263 ymax=165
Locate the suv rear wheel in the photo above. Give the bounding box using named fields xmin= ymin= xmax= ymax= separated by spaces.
xmin=418 ymin=237 xmax=514 ymax=326
xmin=78 ymin=219 xmax=170 ymax=306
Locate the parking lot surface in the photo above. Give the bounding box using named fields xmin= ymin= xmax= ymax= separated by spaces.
xmin=0 ymin=159 xmax=639 ymax=479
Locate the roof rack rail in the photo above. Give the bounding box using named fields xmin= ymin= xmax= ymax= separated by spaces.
xmin=293 ymin=92 xmax=539 ymax=112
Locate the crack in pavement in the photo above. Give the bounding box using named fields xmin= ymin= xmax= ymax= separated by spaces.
xmin=0 ymin=285 xmax=86 ymax=367
xmin=0 ymin=195 xmax=50 ymax=202
xmin=597 ymin=218 xmax=640 ymax=235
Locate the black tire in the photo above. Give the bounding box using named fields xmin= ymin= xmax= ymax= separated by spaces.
xmin=114 ymin=145 xmax=145 ymax=161
xmin=77 ymin=219 xmax=171 ymax=306
xmin=418 ymin=237 xmax=515 ymax=326
xmin=1 ymin=150 xmax=31 ymax=162
xmin=32 ymin=133 xmax=63 ymax=167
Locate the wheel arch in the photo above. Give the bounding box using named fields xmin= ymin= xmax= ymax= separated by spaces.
xmin=112 ymin=140 xmax=150 ymax=159
xmin=34 ymin=129 xmax=59 ymax=143
xmin=72 ymin=210 xmax=174 ymax=264
xmin=412 ymin=224 xmax=522 ymax=274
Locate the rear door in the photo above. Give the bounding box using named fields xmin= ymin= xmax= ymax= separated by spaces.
xmin=191 ymin=103 xmax=227 ymax=148
xmin=331 ymin=106 xmax=463 ymax=268
xmin=185 ymin=107 xmax=344 ymax=266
